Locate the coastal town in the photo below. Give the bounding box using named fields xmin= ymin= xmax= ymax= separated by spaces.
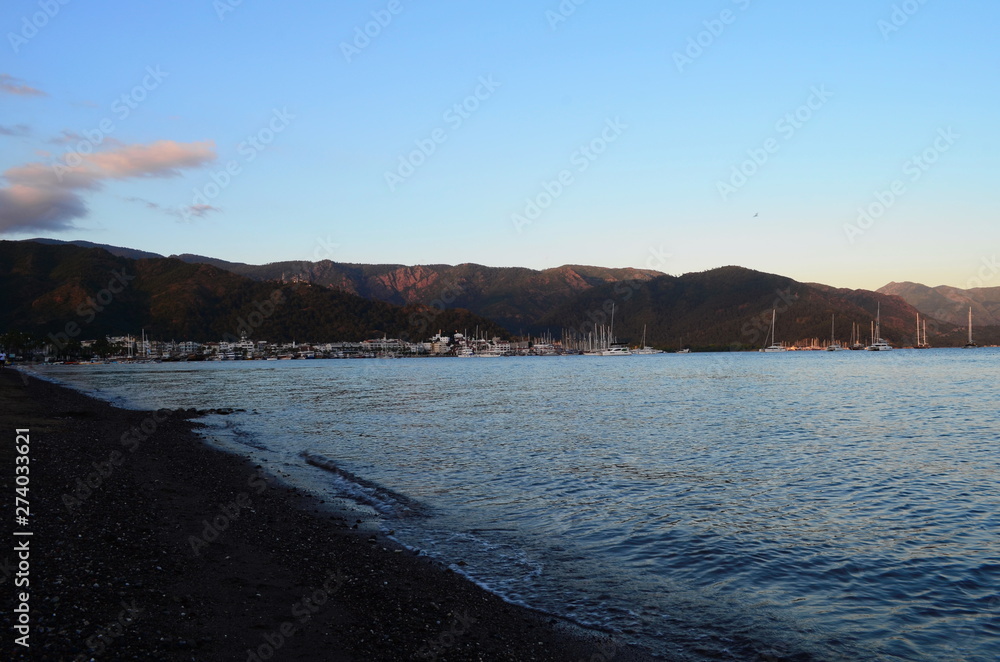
xmin=11 ymin=332 xmax=565 ymax=362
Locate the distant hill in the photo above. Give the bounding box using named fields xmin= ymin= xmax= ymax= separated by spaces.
xmin=9 ymin=238 xmax=996 ymax=348
xmin=0 ymin=242 xmax=504 ymax=343
xmin=537 ymin=266 xmax=981 ymax=349
xmin=20 ymin=238 xmax=164 ymax=261
xmin=878 ymin=281 xmax=1000 ymax=327
xmin=171 ymin=254 xmax=664 ymax=332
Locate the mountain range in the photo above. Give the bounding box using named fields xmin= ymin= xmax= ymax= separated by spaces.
xmin=878 ymin=281 xmax=1000 ymax=327
xmin=5 ymin=238 xmax=996 ymax=348
xmin=1 ymin=241 xmax=504 ymax=345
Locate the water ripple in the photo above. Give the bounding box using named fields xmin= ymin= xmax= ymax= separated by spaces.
xmin=40 ymin=349 xmax=1000 ymax=661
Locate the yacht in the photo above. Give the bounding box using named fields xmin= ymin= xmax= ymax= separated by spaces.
xmin=760 ymin=309 xmax=787 ymax=352
xmin=826 ymin=314 xmax=846 ymax=351
xmin=866 ymin=303 xmax=893 ymax=351
xmin=963 ymin=307 xmax=978 ymax=348
xmin=850 ymin=322 xmax=865 ymax=350
xmin=583 ymin=303 xmax=632 ymax=355
xmin=914 ymin=314 xmax=930 ymax=348
xmin=584 ymin=344 xmax=633 ymax=356
xmin=632 ymin=325 xmax=665 ymax=354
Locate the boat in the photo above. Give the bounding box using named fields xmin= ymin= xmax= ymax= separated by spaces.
xmin=914 ymin=314 xmax=930 ymax=348
xmin=759 ymin=309 xmax=787 ymax=352
xmin=585 ymin=345 xmax=633 ymax=356
xmin=583 ymin=303 xmax=632 ymax=356
xmin=849 ymin=322 xmax=865 ymax=350
xmin=963 ymin=307 xmax=978 ymax=348
xmin=632 ymin=325 xmax=665 ymax=355
xmin=826 ymin=314 xmax=846 ymax=351
xmin=866 ymin=303 xmax=893 ymax=351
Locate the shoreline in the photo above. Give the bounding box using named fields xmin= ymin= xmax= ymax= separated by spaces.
xmin=0 ymin=368 xmax=657 ymax=661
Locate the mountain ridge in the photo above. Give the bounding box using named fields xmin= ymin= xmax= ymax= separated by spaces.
xmin=877 ymin=281 xmax=1000 ymax=326
xmin=0 ymin=241 xmax=505 ymax=345
xmin=170 ymin=253 xmax=665 ymax=331
xmin=7 ymin=238 xmax=997 ymax=347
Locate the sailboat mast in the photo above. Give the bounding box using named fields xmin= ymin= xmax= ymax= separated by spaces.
xmin=968 ymin=307 xmax=973 ymax=344
xmin=610 ymin=303 xmax=615 ymax=346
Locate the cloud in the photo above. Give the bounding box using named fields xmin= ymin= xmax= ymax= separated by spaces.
xmin=123 ymin=196 xmax=224 ymax=224
xmin=0 ymin=140 xmax=216 ymax=234
xmin=181 ymin=204 xmax=221 ymax=219
xmin=126 ymin=195 xmax=222 ymax=223
xmin=50 ymin=129 xmax=83 ymax=145
xmin=0 ymin=124 xmax=30 ymax=137
xmin=50 ymin=129 xmax=123 ymax=149
xmin=0 ymin=74 xmax=46 ymax=97
xmin=124 ymin=196 xmax=162 ymax=210
xmin=77 ymin=140 xmax=215 ymax=179
xmin=0 ymin=184 xmax=87 ymax=233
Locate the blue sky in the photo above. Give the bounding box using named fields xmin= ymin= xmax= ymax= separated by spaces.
xmin=1 ymin=0 xmax=997 ymax=290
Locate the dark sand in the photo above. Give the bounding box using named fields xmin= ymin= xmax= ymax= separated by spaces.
xmin=0 ymin=368 xmax=659 ymax=661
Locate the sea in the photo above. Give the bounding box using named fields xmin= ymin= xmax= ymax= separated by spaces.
xmin=33 ymin=349 xmax=1000 ymax=661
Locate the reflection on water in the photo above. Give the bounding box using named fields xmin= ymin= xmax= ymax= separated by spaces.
xmin=40 ymin=349 xmax=1000 ymax=661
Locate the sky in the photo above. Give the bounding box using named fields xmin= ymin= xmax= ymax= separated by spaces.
xmin=1 ymin=0 xmax=997 ymax=290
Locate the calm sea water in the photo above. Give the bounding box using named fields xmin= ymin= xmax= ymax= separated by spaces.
xmin=37 ymin=350 xmax=1000 ymax=661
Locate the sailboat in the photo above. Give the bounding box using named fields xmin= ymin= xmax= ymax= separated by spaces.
xmin=759 ymin=309 xmax=787 ymax=352
xmin=849 ymin=322 xmax=864 ymax=350
xmin=963 ymin=307 xmax=978 ymax=348
xmin=914 ymin=314 xmax=930 ymax=348
xmin=866 ymin=303 xmax=893 ymax=351
xmin=633 ymin=324 xmax=665 ymax=355
xmin=583 ymin=303 xmax=632 ymax=356
xmin=826 ymin=314 xmax=845 ymax=351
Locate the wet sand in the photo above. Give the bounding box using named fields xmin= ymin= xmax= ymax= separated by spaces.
xmin=0 ymin=368 xmax=658 ymax=661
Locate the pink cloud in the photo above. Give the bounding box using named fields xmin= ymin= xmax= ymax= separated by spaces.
xmin=0 ymin=140 xmax=217 ymax=234
xmin=0 ymin=74 xmax=46 ymax=97
xmin=82 ymin=140 xmax=215 ymax=178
